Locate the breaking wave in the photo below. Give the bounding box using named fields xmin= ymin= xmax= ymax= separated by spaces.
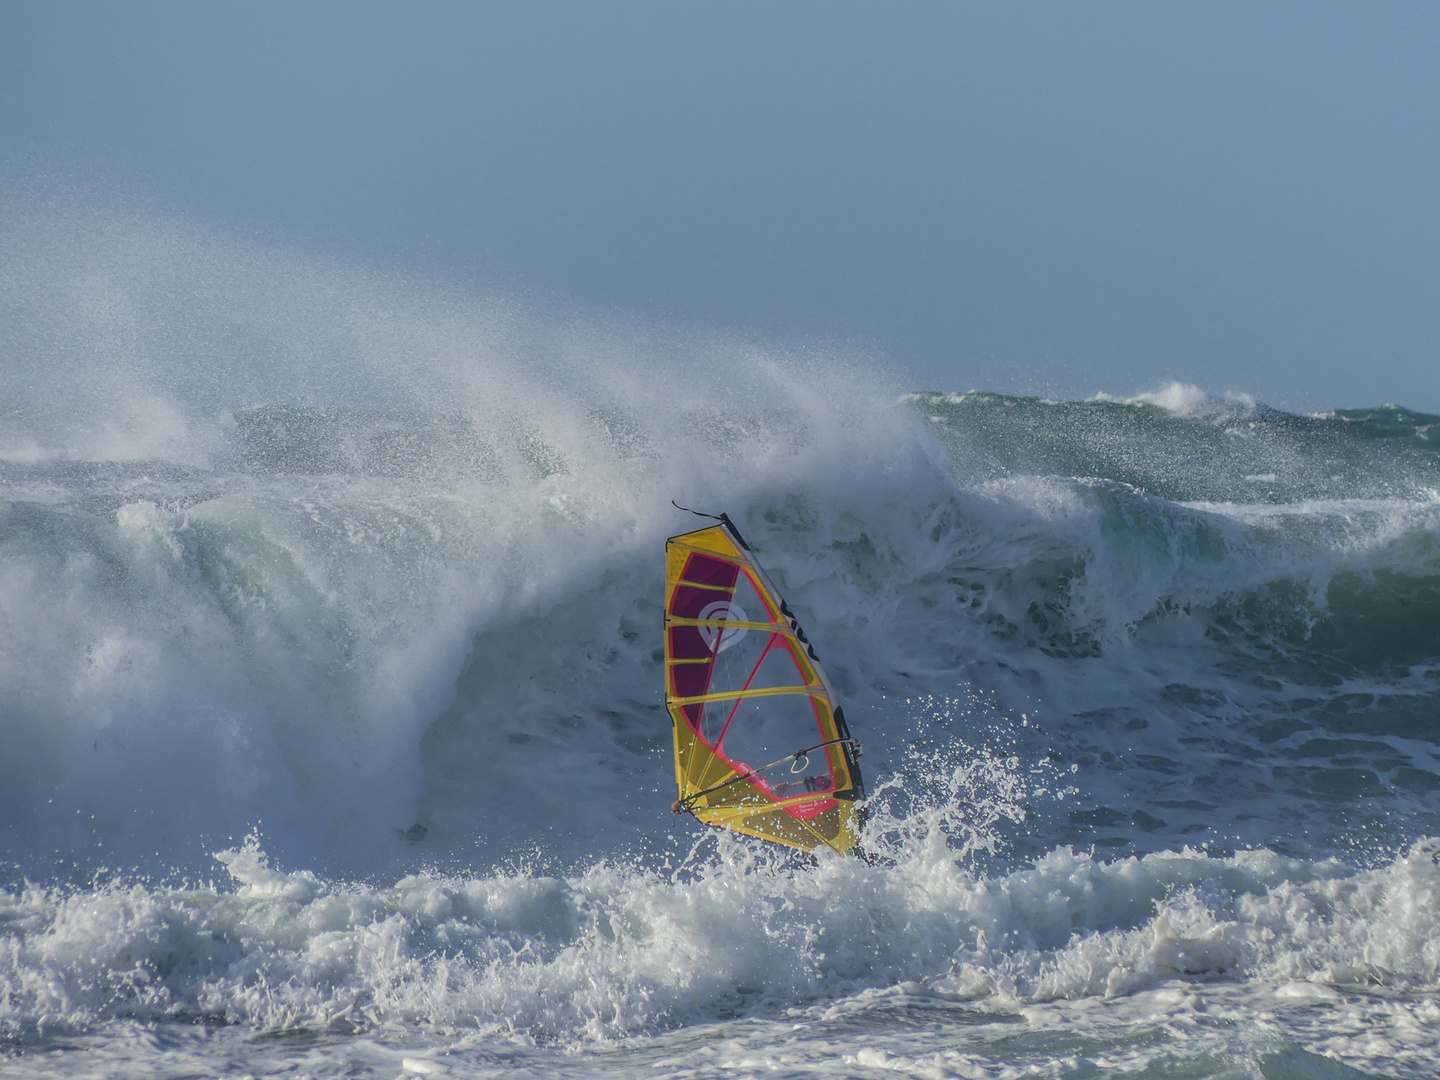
xmin=4 ymin=194 xmax=1440 ymax=1077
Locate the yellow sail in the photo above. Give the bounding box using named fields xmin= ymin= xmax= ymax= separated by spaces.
xmin=665 ymin=516 xmax=865 ymax=855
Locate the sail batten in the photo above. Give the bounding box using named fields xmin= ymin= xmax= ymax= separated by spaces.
xmin=670 ymin=686 xmax=826 ymax=706
xmin=664 ymin=518 xmax=865 ymax=855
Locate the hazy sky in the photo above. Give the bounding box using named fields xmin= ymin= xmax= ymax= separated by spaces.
xmin=3 ymin=1 xmax=1438 ymax=411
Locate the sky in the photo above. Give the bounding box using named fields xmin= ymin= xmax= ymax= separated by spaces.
xmin=2 ymin=1 xmax=1438 ymax=412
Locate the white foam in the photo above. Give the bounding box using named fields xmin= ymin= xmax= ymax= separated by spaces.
xmin=4 ymin=834 xmax=1440 ymax=1059
xmin=1091 ymin=381 xmax=1259 ymax=419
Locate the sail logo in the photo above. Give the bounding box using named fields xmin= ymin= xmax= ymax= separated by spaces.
xmin=698 ymin=601 xmax=749 ymax=654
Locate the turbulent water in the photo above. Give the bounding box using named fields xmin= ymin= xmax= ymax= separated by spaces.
xmin=3 ymin=204 xmax=1440 ymax=1078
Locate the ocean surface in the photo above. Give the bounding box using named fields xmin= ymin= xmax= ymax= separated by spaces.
xmin=4 ymin=207 xmax=1440 ymax=1078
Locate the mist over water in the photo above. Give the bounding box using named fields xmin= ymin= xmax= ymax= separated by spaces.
xmin=0 ymin=193 xmax=920 ymax=873
xmin=4 ymin=196 xmax=1440 ymax=1077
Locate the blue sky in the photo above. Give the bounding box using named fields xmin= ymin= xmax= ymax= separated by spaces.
xmin=3 ymin=1 xmax=1438 ymax=411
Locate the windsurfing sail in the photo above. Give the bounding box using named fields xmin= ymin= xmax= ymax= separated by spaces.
xmin=665 ymin=513 xmax=865 ymax=855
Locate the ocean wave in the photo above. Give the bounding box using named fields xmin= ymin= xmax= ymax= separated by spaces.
xmin=6 ymin=827 xmax=1440 ymax=1049
xmin=6 ymin=194 xmax=1440 ymax=1077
